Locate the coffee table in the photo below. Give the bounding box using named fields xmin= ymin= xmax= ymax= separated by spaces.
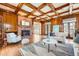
xmin=43 ymin=38 xmax=57 ymax=52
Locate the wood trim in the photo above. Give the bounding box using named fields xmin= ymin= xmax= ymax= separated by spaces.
xmin=37 ymin=3 xmax=70 ymax=17
xmin=0 ymin=3 xmax=32 ymax=16
xmin=15 ymin=3 xmax=24 ymax=13
xmin=47 ymin=3 xmax=59 ymax=16
xmin=0 ymin=3 xmax=16 ymax=9
xmin=34 ymin=3 xmax=70 ymax=20
xmin=38 ymin=3 xmax=47 ymax=10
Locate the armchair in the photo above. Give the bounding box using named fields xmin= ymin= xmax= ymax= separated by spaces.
xmin=6 ymin=33 xmax=21 ymax=43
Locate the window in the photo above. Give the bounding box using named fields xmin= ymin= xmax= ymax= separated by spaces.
xmin=53 ymin=25 xmax=59 ymax=32
xmin=45 ymin=22 xmax=51 ymax=34
xmin=33 ymin=22 xmax=41 ymax=34
xmin=63 ymin=18 xmax=76 ymax=37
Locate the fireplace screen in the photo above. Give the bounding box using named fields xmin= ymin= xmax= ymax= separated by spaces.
xmin=21 ymin=30 xmax=30 ymax=37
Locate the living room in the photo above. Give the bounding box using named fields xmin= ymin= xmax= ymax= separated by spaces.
xmin=0 ymin=3 xmax=79 ymax=56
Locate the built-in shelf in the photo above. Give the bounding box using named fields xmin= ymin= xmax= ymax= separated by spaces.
xmin=0 ymin=15 xmax=4 ymax=47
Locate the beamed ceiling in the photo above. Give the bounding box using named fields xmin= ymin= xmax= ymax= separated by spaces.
xmin=0 ymin=3 xmax=79 ymax=21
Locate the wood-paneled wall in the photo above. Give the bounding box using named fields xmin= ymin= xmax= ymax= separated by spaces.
xmin=51 ymin=17 xmax=63 ymax=32
xmin=76 ymin=15 xmax=79 ymax=30
xmin=51 ymin=18 xmax=62 ymax=25
xmin=3 ymin=12 xmax=18 ymax=32
xmin=40 ymin=21 xmax=45 ymax=35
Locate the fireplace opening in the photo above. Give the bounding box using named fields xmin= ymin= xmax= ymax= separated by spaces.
xmin=21 ymin=30 xmax=30 ymax=38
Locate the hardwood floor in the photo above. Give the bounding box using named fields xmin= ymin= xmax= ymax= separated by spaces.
xmin=0 ymin=43 xmax=22 ymax=56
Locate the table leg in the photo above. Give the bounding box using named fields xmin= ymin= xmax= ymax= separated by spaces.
xmin=44 ymin=42 xmax=45 ymax=45
xmin=48 ymin=44 xmax=50 ymax=52
xmin=55 ymin=44 xmax=57 ymax=47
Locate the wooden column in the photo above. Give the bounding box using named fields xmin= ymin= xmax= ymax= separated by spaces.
xmin=76 ymin=15 xmax=79 ymax=30
xmin=0 ymin=15 xmax=4 ymax=47
xmin=50 ymin=18 xmax=55 ymax=32
xmin=59 ymin=24 xmax=64 ymax=32
xmin=58 ymin=17 xmax=63 ymax=32
xmin=50 ymin=21 xmax=53 ymax=32
xmin=40 ymin=21 xmax=45 ymax=35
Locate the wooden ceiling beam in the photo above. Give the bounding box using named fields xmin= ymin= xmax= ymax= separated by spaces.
xmin=58 ymin=12 xmax=79 ymax=19
xmin=25 ymin=3 xmax=37 ymax=10
xmin=47 ymin=3 xmax=58 ymax=16
xmin=24 ymin=3 xmax=44 ymax=15
xmin=25 ymin=3 xmax=45 ymax=17
xmin=38 ymin=6 xmax=79 ymax=21
xmin=50 ymin=7 xmax=79 ymax=18
xmin=33 ymin=3 xmax=69 ymax=20
xmin=37 ymin=3 xmax=70 ymax=17
xmin=45 ymin=7 xmax=79 ymax=20
xmin=0 ymin=3 xmax=16 ymax=9
xmin=38 ymin=3 xmax=47 ymax=10
xmin=15 ymin=3 xmax=24 ymax=13
xmin=0 ymin=3 xmax=34 ymax=16
xmin=37 ymin=3 xmax=47 ymax=13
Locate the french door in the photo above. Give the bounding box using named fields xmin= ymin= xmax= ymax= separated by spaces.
xmin=33 ymin=22 xmax=41 ymax=35
xmin=45 ymin=22 xmax=51 ymax=35
xmin=63 ymin=18 xmax=76 ymax=37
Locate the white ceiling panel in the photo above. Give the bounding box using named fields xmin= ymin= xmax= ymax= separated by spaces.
xmin=45 ymin=17 xmax=51 ymax=20
xmin=53 ymin=3 xmax=65 ymax=8
xmin=73 ymin=9 xmax=79 ymax=13
xmin=0 ymin=4 xmax=15 ymax=12
xmin=57 ymin=6 xmax=69 ymax=13
xmin=40 ymin=15 xmax=48 ymax=18
xmin=73 ymin=3 xmax=79 ymax=9
xmin=47 ymin=12 xmax=55 ymax=16
xmin=41 ymin=6 xmax=51 ymax=13
xmin=21 ymin=5 xmax=33 ymax=12
xmin=59 ymin=12 xmax=69 ymax=16
xmin=33 ymin=11 xmax=41 ymax=16
xmin=53 ymin=16 xmax=58 ymax=18
xmin=31 ymin=3 xmax=42 ymax=7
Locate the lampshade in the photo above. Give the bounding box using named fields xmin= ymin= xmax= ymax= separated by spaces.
xmin=4 ymin=24 xmax=12 ymax=30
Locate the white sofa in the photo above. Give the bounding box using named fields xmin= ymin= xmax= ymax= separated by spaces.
xmin=52 ymin=32 xmax=67 ymax=43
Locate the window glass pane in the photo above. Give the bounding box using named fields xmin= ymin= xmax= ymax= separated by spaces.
xmin=53 ymin=25 xmax=59 ymax=32
xmin=33 ymin=22 xmax=41 ymax=34
xmin=64 ymin=23 xmax=68 ymax=33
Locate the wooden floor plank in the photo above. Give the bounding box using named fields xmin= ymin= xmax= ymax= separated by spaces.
xmin=0 ymin=43 xmax=22 ymax=56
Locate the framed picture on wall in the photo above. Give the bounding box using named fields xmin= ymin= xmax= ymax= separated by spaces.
xmin=20 ymin=20 xmax=30 ymax=27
